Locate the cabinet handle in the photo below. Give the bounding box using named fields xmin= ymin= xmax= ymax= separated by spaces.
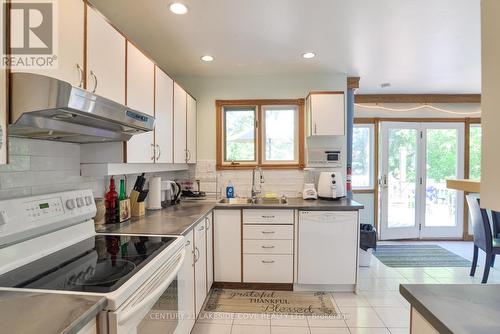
xmin=76 ymin=64 xmax=84 ymax=88
xmin=261 ymin=231 xmax=275 ymax=234
xmin=198 ymin=225 xmax=205 ymax=231
xmin=89 ymin=70 xmax=98 ymax=93
xmin=205 ymin=217 xmax=211 ymax=229
xmin=194 ymin=247 xmax=200 ymax=263
xmin=185 ymin=240 xmax=191 ymax=247
xmin=262 ymin=215 xmax=275 ymax=219
xmin=156 ymin=144 xmax=161 ymax=160
xmin=261 ymin=260 xmax=275 ymax=264
xmin=261 ymin=245 xmax=275 ymax=249
xmin=186 ymin=149 xmax=191 ymax=162
xmin=151 ymin=143 xmax=155 ymax=161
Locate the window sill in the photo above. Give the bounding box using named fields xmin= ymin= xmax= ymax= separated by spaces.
xmin=217 ymin=164 xmax=304 ymax=171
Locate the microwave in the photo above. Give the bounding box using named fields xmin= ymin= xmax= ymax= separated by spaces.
xmin=306 ymin=148 xmax=342 ymax=168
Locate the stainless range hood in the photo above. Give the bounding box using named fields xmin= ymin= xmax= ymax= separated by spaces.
xmin=9 ymin=73 xmax=155 ymax=143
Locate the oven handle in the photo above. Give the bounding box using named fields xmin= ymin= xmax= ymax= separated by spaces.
xmin=117 ymin=249 xmax=185 ymax=325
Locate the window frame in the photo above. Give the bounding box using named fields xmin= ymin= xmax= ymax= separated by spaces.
xmin=352 ymin=123 xmax=375 ymax=190
xmin=216 ymin=99 xmax=305 ymax=170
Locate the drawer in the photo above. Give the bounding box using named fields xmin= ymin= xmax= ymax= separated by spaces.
xmin=243 ymin=225 xmax=293 ymax=240
xmin=243 ymin=239 xmax=293 ymax=254
xmin=243 ymin=209 xmax=294 ymax=224
xmin=243 ymin=254 xmax=293 ymax=283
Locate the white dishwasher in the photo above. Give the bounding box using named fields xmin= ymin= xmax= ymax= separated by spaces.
xmin=297 ymin=211 xmax=359 ymax=286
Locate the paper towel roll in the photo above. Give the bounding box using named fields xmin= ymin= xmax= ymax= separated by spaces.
xmin=148 ymin=176 xmax=162 ymax=210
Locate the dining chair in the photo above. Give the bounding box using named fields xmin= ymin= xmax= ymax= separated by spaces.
xmin=466 ymin=195 xmax=500 ymax=283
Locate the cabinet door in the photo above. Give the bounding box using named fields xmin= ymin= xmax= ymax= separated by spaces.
xmin=0 ymin=2 xmax=6 ymax=164
xmin=186 ymin=94 xmax=197 ymax=163
xmin=205 ymin=213 xmax=214 ymax=290
xmin=154 ymin=67 xmax=174 ymax=163
xmin=173 ymin=82 xmax=187 ymax=163
xmin=86 ymin=6 xmax=125 ymax=104
xmin=310 ymin=93 xmax=345 ymax=136
xmin=11 ymin=0 xmax=84 ymax=87
xmin=214 ymin=210 xmax=241 ymax=282
xmin=176 ymin=230 xmax=195 ymax=334
xmin=194 ymin=221 xmax=207 ymax=317
xmin=125 ymin=42 xmax=154 ymax=163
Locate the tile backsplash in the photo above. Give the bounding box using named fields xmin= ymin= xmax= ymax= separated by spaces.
xmin=195 ymin=159 xmax=311 ymax=198
xmin=0 ymin=138 xmax=191 ymax=201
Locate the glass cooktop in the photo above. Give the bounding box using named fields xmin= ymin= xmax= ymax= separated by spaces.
xmin=0 ymin=235 xmax=176 ymax=293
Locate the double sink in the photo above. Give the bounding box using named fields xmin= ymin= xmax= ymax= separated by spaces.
xmin=217 ymin=197 xmax=288 ymax=205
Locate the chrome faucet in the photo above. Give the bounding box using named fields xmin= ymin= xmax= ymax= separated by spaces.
xmin=251 ymin=167 xmax=265 ymax=201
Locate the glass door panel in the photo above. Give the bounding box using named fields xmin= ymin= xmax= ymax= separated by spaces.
xmin=420 ymin=124 xmax=464 ymax=238
xmin=380 ymin=123 xmax=421 ymax=240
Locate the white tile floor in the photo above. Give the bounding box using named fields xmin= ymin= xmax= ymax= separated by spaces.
xmin=193 ymin=241 xmax=500 ymax=334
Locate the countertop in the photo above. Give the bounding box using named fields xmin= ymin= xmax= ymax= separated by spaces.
xmin=400 ymin=284 xmax=500 ymax=334
xmin=0 ymin=291 xmax=106 ymax=334
xmin=96 ymin=198 xmax=363 ymax=236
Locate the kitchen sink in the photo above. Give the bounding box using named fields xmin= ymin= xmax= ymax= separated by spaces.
xmin=217 ymin=197 xmax=288 ymax=205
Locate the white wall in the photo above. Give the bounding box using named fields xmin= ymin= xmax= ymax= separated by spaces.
xmin=178 ymin=73 xmax=347 ymax=160
xmin=178 ymin=73 xmax=347 ymax=197
xmin=480 ymin=0 xmax=500 ymax=211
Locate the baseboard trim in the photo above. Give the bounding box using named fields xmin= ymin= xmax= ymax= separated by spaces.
xmin=212 ymin=282 xmax=293 ymax=291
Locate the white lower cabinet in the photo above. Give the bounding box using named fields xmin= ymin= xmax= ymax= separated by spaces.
xmin=243 ymin=254 xmax=294 ymax=283
xmin=214 ymin=210 xmax=242 ymax=282
xmin=205 ymin=213 xmax=214 ymax=290
xmin=194 ymin=220 xmax=207 ymax=317
xmin=176 ymin=231 xmax=195 ymax=334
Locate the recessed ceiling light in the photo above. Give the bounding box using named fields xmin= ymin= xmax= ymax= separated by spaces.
xmin=169 ymin=3 xmax=188 ymax=14
xmin=201 ymin=55 xmax=214 ymax=62
xmin=302 ymin=52 xmax=316 ymax=59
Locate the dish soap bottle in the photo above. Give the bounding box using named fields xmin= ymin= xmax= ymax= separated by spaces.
xmin=104 ymin=176 xmax=118 ymax=224
xmin=226 ymin=180 xmax=234 ymax=199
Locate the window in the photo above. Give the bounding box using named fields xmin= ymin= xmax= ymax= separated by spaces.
xmin=217 ymin=99 xmax=304 ymax=169
xmin=469 ymin=124 xmax=481 ymax=180
xmin=352 ymin=124 xmax=374 ymax=189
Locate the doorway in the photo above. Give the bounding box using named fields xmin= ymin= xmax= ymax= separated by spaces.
xmin=379 ymin=122 xmax=464 ymax=240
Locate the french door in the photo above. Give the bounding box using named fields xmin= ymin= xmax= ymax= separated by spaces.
xmin=380 ymin=122 xmax=464 ymax=240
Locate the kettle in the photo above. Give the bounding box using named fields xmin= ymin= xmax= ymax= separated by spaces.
xmin=161 ymin=180 xmax=182 ymax=207
xmin=317 ymin=172 xmax=345 ymax=200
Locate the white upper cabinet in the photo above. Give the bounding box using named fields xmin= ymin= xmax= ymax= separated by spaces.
xmin=86 ymin=6 xmax=125 ymax=104
xmin=155 ymin=67 xmax=174 ymax=163
xmin=306 ymin=92 xmax=345 ymax=136
xmin=186 ymin=94 xmax=197 ymax=163
xmin=173 ymin=82 xmax=187 ymax=163
xmin=12 ymin=0 xmax=84 ymax=87
xmin=125 ymin=42 xmax=155 ymax=163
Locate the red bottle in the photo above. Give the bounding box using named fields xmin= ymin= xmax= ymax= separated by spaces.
xmin=104 ymin=176 xmax=119 ymax=224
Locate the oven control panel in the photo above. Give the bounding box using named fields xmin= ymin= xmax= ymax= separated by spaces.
xmin=0 ymin=190 xmax=96 ymax=247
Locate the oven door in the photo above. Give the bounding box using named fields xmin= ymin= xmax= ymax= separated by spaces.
xmin=107 ymin=249 xmax=185 ymax=334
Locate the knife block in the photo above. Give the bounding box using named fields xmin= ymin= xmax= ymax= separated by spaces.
xmin=130 ymin=190 xmax=145 ymax=217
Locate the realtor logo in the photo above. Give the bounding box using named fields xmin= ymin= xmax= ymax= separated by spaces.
xmin=2 ymin=0 xmax=58 ymax=69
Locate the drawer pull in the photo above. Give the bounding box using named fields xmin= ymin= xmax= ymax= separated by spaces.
xmin=261 ymin=245 xmax=275 ymax=249
xmin=261 ymin=231 xmax=275 ymax=234
xmin=262 ymin=215 xmax=275 ymax=219
xmin=261 ymin=260 xmax=275 ymax=264
xmin=185 ymin=240 xmax=191 ymax=247
xmin=198 ymin=225 xmax=205 ymax=231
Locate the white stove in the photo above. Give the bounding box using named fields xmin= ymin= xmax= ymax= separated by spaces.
xmin=0 ymin=190 xmax=185 ymax=334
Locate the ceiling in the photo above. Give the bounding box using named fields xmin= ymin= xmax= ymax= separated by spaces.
xmin=90 ymin=0 xmax=481 ymax=94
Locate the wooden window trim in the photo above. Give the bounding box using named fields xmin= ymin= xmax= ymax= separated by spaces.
xmin=216 ymin=99 xmax=305 ymax=170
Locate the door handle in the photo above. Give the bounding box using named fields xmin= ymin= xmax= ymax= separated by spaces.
xmin=89 ymin=70 xmax=98 ymax=93
xmin=76 ymin=64 xmax=84 ymax=88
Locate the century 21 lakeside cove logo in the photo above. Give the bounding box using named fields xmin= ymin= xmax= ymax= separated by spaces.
xmin=2 ymin=0 xmax=58 ymax=69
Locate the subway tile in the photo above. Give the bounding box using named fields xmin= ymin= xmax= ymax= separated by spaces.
xmin=8 ymin=138 xmax=31 ymax=156
xmin=0 ymin=155 xmax=30 ymax=172
xmin=0 ymin=187 xmax=32 ymax=200
xmin=27 ymin=140 xmax=80 ymax=158
xmin=30 ymin=156 xmax=80 ymax=171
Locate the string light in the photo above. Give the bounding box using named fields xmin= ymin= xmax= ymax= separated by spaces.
xmin=354 ymin=103 xmax=481 ymax=116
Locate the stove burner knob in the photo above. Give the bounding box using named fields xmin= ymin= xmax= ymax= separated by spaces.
xmin=66 ymin=199 xmax=76 ymax=210
xmin=85 ymin=196 xmax=93 ymax=206
xmin=76 ymin=197 xmax=85 ymax=208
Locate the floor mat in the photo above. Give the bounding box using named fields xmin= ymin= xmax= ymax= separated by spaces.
xmin=204 ymin=289 xmax=337 ymax=316
xmin=373 ymin=244 xmax=471 ymax=267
